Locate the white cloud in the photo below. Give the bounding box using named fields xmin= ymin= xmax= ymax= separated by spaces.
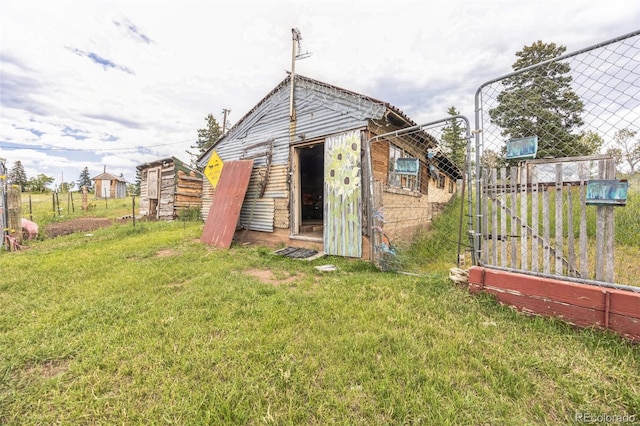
xmin=1 ymin=0 xmax=639 ymax=188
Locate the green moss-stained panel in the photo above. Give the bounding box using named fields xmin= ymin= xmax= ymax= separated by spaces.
xmin=324 ymin=130 xmax=362 ymax=257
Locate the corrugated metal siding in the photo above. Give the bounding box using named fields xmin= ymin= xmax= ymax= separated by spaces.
xmin=198 ymin=77 xmax=386 ymax=233
xmin=240 ymin=198 xmax=275 ymax=232
xmin=201 ymin=179 xmax=214 ymax=221
xmin=238 ymin=165 xmax=288 ymax=232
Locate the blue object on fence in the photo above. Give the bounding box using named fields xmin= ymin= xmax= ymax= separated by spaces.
xmin=586 ymin=180 xmax=629 ymax=206
xmin=395 ymin=158 xmax=419 ymax=176
xmin=506 ymin=136 xmax=538 ymax=160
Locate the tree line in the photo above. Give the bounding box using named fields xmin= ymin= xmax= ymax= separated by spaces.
xmin=6 ymin=163 xmax=96 ymax=193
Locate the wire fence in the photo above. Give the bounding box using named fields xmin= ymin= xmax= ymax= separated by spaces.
xmin=473 ymin=30 xmax=640 ymax=287
xmin=366 ymin=116 xmax=471 ymax=273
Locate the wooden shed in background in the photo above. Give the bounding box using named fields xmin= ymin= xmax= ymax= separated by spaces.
xmin=92 ymin=168 xmax=127 ymax=199
xmin=136 ymin=157 xmax=203 ymax=220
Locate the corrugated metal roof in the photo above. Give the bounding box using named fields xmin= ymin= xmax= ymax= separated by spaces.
xmin=136 ymin=156 xmax=203 ymax=177
xmin=197 ymin=74 xmax=418 ymax=166
xmin=92 ymin=172 xmax=127 ymax=182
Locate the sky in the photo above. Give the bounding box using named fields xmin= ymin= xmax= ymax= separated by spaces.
xmin=1 ymin=0 xmax=639 ymax=189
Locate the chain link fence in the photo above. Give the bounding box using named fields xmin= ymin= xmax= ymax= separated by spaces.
xmin=365 ymin=117 xmax=471 ymax=273
xmin=474 ymin=30 xmax=640 ymax=288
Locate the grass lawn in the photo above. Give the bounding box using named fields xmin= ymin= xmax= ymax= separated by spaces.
xmin=1 ymin=220 xmax=638 ymax=424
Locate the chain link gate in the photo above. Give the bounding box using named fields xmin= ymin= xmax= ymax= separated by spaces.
xmin=473 ymin=30 xmax=640 ymax=289
xmin=365 ymin=116 xmax=472 ymax=274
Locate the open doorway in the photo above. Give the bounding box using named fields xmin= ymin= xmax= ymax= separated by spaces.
xmin=293 ymin=142 xmax=324 ymax=239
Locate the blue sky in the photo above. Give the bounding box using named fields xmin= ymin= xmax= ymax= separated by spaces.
xmin=1 ymin=0 xmax=639 ymax=188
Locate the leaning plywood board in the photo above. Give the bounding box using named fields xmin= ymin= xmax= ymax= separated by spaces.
xmin=200 ymin=159 xmax=254 ymax=248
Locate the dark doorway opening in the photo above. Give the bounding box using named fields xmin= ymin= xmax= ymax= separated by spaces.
xmin=298 ymin=143 xmax=324 ymax=236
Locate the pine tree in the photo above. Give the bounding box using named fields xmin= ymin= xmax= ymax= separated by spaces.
xmin=489 ymin=41 xmax=587 ymax=158
xmin=77 ymin=167 xmax=93 ymax=191
xmin=441 ymin=106 xmax=467 ymax=169
xmin=187 ymin=113 xmax=222 ymax=169
xmin=8 ymin=160 xmax=28 ymax=191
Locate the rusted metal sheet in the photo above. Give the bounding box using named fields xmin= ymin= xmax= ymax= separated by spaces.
xmin=201 ymin=160 xmax=254 ymax=248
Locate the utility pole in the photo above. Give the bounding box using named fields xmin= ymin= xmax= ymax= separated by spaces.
xmin=289 ymin=28 xmax=312 ymax=122
xmin=222 ymin=108 xmax=231 ymax=134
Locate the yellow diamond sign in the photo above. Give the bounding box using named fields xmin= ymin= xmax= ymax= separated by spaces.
xmin=204 ymin=150 xmax=224 ymax=189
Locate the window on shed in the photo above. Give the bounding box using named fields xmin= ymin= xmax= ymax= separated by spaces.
xmin=437 ymin=173 xmax=446 ymax=189
xmin=388 ymin=144 xmax=419 ymax=191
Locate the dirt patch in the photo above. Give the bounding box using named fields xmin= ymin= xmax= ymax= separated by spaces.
xmin=155 ymin=249 xmax=177 ymax=258
xmin=244 ymin=268 xmax=300 ymax=285
xmin=26 ymin=359 xmax=70 ymax=379
xmin=44 ymin=217 xmax=114 ymax=238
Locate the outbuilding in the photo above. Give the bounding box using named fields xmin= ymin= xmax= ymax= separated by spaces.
xmin=136 ymin=157 xmax=203 ymax=221
xmin=197 ymin=74 xmax=462 ymax=259
xmin=92 ymin=169 xmax=127 ymax=199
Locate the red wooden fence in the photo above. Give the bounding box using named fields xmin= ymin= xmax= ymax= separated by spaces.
xmin=468 ymin=266 xmax=640 ymax=342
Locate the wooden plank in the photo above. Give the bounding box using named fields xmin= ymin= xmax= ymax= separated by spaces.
xmin=467 ymin=267 xmax=640 ymax=341
xmin=555 ymin=163 xmax=563 ymax=274
xmin=542 ymin=188 xmax=550 ymax=274
xmin=530 ymin=165 xmax=539 ymax=272
xmin=484 ymin=290 xmax=605 ymax=329
xmin=578 ymin=163 xmax=589 ymax=278
xmin=491 ymin=169 xmax=497 ymax=265
xmin=609 ymin=291 xmax=640 ymax=320
xmin=468 ymin=268 xmax=640 ymax=319
xmin=609 ymin=314 xmax=640 ymax=341
xmin=148 ymin=169 xmax=159 ymax=199
xmin=520 ymin=165 xmax=528 ymax=270
xmin=604 ymin=159 xmax=615 ymax=282
xmin=200 ymin=160 xmax=254 ymax=248
xmin=510 ymin=167 xmax=518 ymax=269
xmin=177 ymin=174 xmax=204 ymax=182
xmin=595 ymin=160 xmax=605 ymax=280
xmin=177 ymin=181 xmax=203 ymax=189
xmin=472 ymin=268 xmax=609 ymax=310
xmin=566 ymin=184 xmax=576 ymax=276
xmin=482 ymin=169 xmax=489 ymax=264
xmin=500 ymin=167 xmax=507 ymax=267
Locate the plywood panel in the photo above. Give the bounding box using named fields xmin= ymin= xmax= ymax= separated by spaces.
xmin=201 ymin=160 xmax=254 ymax=248
xmin=324 ymin=130 xmax=362 ymax=257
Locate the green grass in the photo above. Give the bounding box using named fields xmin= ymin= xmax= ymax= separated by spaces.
xmin=22 ymin=191 xmax=135 ymax=227
xmin=1 ymin=221 xmax=638 ymax=424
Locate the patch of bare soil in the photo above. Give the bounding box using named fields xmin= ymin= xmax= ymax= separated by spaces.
xmin=244 ymin=268 xmax=300 ymax=285
xmin=45 ymin=217 xmax=114 ymax=238
xmin=155 ymin=249 xmax=177 ymax=257
xmin=26 ymin=359 xmax=70 ymax=379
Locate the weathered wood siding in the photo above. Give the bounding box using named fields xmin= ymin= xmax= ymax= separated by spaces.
xmin=138 ymin=159 xmax=202 ymax=220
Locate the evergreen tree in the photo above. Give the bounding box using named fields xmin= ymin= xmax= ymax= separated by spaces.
xmin=441 ymin=106 xmax=467 ymax=169
xmin=489 ymin=41 xmax=588 ymax=158
xmin=8 ymin=160 xmax=27 ymax=191
xmin=77 ymin=167 xmax=93 ymax=191
xmin=187 ymin=113 xmax=222 ymax=170
xmin=133 ymin=168 xmax=141 ymax=195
